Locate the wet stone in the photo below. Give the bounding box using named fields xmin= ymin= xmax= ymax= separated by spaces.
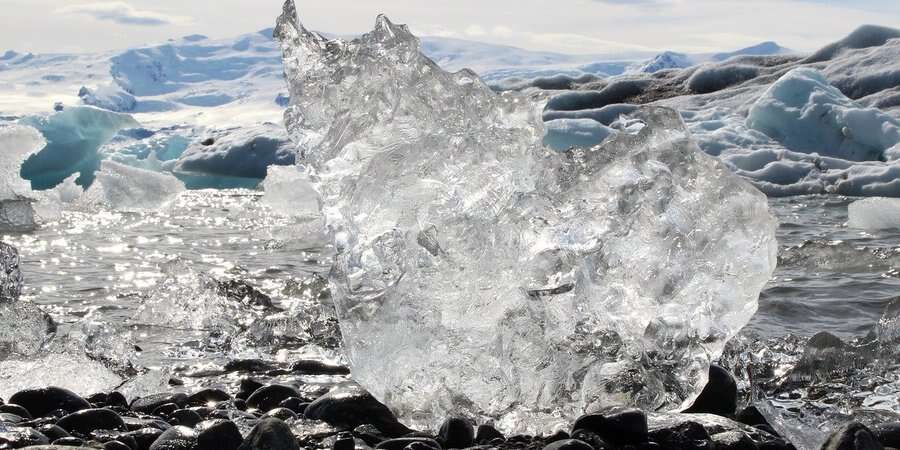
xmin=736 ymin=407 xmax=771 ymax=428
xmin=9 ymin=387 xmax=91 ymax=419
xmin=648 ymin=421 xmax=712 ymax=450
xmin=187 ymin=388 xmax=232 ymax=407
xmin=125 ymin=427 xmax=165 ymax=450
xmin=543 ymin=439 xmax=595 ymax=450
xmin=131 ymin=393 xmax=188 ymax=414
xmin=0 ymin=413 xmax=25 ymax=424
xmin=148 ymin=425 xmax=198 ymax=450
xmin=169 ymin=409 xmax=203 ymax=427
xmin=196 ymin=419 xmax=244 ymax=450
xmin=56 ymin=408 xmax=127 ymax=436
xmin=375 ymin=437 xmax=441 ymax=450
xmin=239 ymin=417 xmax=299 ymax=450
xmin=684 ymin=365 xmax=739 ymax=417
xmin=37 ymin=424 xmax=70 ymax=441
xmin=711 ymin=431 xmax=758 ymax=450
xmin=873 ymin=423 xmax=900 ymax=449
xmin=572 ymin=407 xmax=649 ymax=445
xmin=475 ymin=425 xmax=504 ymax=444
xmin=305 ymin=383 xmax=410 ymax=437
xmin=822 ymin=422 xmax=884 ymax=450
xmin=264 ymin=407 xmax=298 ymax=421
xmin=53 ymin=436 xmax=86 ymax=446
xmin=237 ymin=379 xmax=265 ymax=401
xmin=438 ymin=417 xmax=474 ymax=449
xmin=0 ymin=426 xmax=51 ymax=447
xmin=291 ymin=359 xmax=351 ymax=376
xmin=278 ymin=398 xmax=307 ymax=414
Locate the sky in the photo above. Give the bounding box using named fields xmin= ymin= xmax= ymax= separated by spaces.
xmin=2 ymin=0 xmax=900 ymax=55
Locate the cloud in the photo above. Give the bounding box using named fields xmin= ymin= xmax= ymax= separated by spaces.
xmin=56 ymin=2 xmax=190 ymax=26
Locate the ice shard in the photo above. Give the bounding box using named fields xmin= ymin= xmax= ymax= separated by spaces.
xmin=276 ymin=0 xmax=778 ymax=432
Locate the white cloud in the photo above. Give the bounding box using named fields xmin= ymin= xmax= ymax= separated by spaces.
xmin=56 ymin=1 xmax=191 ymax=26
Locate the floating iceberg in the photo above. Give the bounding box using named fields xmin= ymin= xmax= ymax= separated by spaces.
xmin=19 ymin=106 xmax=139 ymax=189
xmin=0 ymin=124 xmax=45 ymax=231
xmin=848 ymin=197 xmax=900 ymax=230
xmin=277 ymin=1 xmax=778 ymax=433
xmin=87 ymin=160 xmax=185 ymax=210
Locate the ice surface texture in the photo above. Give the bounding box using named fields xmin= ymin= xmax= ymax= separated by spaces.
xmin=0 ymin=242 xmax=23 ymax=302
xmin=849 ymin=197 xmax=900 ymax=230
xmin=276 ymin=1 xmax=778 ymax=432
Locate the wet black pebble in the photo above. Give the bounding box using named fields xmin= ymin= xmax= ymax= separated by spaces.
xmin=543 ymin=439 xmax=595 ymax=450
xmin=684 ymin=365 xmax=739 ymax=417
xmin=822 ymin=422 xmax=884 ymax=450
xmin=0 ymin=403 xmax=32 ymax=418
xmin=246 ymin=385 xmax=303 ymax=413
xmin=648 ymin=421 xmax=712 ymax=450
xmin=56 ymin=408 xmax=127 ymax=435
xmin=187 ymin=388 xmax=232 ymax=407
xmin=37 ymin=424 xmax=70 ymax=441
xmin=149 ymin=425 xmax=198 ymax=450
xmin=438 ymin=417 xmax=475 ymax=449
xmin=736 ymin=406 xmax=772 ymax=429
xmin=237 ymin=378 xmax=265 ymax=401
xmin=570 ymin=430 xmax=610 ymax=450
xmin=711 ymin=431 xmax=758 ymax=450
xmin=239 ymin=417 xmax=299 ymax=450
xmin=225 ymin=359 xmax=277 ymax=374
xmin=334 ymin=432 xmax=356 ymax=450
xmin=278 ymin=398 xmax=307 ymax=414
xmin=196 ymin=419 xmax=244 ymax=450
xmin=170 ymin=409 xmax=203 ymax=427
xmin=873 ymin=423 xmax=900 ymax=449
xmin=9 ymin=387 xmax=91 ymax=418
xmin=291 ymin=359 xmax=351 ymax=375
xmin=53 ymin=436 xmax=85 ymax=446
xmin=0 ymin=426 xmax=50 ymax=447
xmin=475 ymin=424 xmax=504 ymax=444
xmin=353 ymin=424 xmax=389 ymax=447
xmin=375 ymin=437 xmax=441 ymax=450
xmin=105 ymin=440 xmax=133 ymax=450
xmin=265 ymin=407 xmax=299 ymax=421
xmin=152 ymin=403 xmax=180 ymax=417
xmin=305 ymin=383 xmax=411 ymax=437
xmin=131 ymin=393 xmax=188 ymax=414
xmin=0 ymin=413 xmax=25 ymax=424
xmin=125 ymin=427 xmax=165 ymax=450
xmin=572 ymin=407 xmax=649 ymax=445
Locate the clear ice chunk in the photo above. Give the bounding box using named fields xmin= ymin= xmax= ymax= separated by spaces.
xmin=276 ymin=0 xmax=778 ymax=433
xmin=0 ymin=242 xmax=23 ymax=302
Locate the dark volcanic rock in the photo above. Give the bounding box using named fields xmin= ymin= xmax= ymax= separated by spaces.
xmin=131 ymin=393 xmax=188 ymax=414
xmin=822 ymin=422 xmax=884 ymax=450
xmin=56 ymin=408 xmax=127 ymax=435
xmin=573 ymin=406 xmax=649 ymax=445
xmin=438 ymin=417 xmax=474 ymax=449
xmin=873 ymin=423 xmax=900 ymax=449
xmin=125 ymin=427 xmax=165 ymax=450
xmin=105 ymin=440 xmax=133 ymax=450
xmin=264 ymin=407 xmax=298 ymax=421
xmin=375 ymin=437 xmax=441 ymax=450
xmin=197 ymin=419 xmax=244 ymax=450
xmin=53 ymin=436 xmax=86 ymax=446
xmin=169 ymin=409 xmax=203 ymax=427
xmin=239 ymin=417 xmax=299 ymax=450
xmin=648 ymin=420 xmax=712 ymax=450
xmin=9 ymin=387 xmax=91 ymax=418
xmin=0 ymin=403 xmax=32 ymax=419
xmin=278 ymin=398 xmax=307 ymax=414
xmin=237 ymin=378 xmax=265 ymax=400
xmin=305 ymin=383 xmax=410 ymax=437
xmin=684 ymin=365 xmax=739 ymax=417
xmin=736 ymin=406 xmax=771 ymax=428
xmin=224 ymin=359 xmax=278 ymax=374
xmin=543 ymin=439 xmax=595 ymax=450
xmin=0 ymin=426 xmax=51 ymax=447
xmin=37 ymin=424 xmax=70 ymax=442
xmin=149 ymin=426 xmax=198 ymax=450
xmin=475 ymin=424 xmax=504 ymax=444
xmin=186 ymin=388 xmax=232 ymax=407
xmin=291 ymin=359 xmax=351 ymax=375
xmin=712 ymin=431 xmax=758 ymax=450
xmin=246 ymin=385 xmax=303 ymax=413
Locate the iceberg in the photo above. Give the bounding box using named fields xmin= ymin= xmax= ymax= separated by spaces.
xmin=0 ymin=124 xmax=45 ymax=231
xmin=276 ymin=0 xmax=778 ymax=433
xmin=19 ymin=106 xmax=139 ymax=190
xmin=87 ymin=160 xmax=185 ymax=210
xmin=848 ymin=197 xmax=900 ymax=230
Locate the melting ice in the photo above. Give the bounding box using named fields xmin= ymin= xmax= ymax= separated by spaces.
xmin=276 ymin=0 xmax=778 ymax=432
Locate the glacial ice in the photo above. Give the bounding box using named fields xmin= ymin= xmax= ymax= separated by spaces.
xmin=543 ymin=118 xmax=614 ymax=151
xmin=19 ymin=106 xmax=139 ymax=189
xmin=848 ymin=197 xmax=900 ymax=230
xmin=261 ymin=165 xmax=320 ymax=218
xmin=87 ymin=160 xmax=185 ymax=210
xmin=0 ymin=242 xmax=23 ymax=303
xmin=747 ymin=68 xmax=900 ymax=161
xmin=276 ymin=1 xmax=778 ymax=433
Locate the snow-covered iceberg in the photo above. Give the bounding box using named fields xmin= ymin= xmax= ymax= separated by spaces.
xmin=277 ymin=0 xmax=778 ymax=433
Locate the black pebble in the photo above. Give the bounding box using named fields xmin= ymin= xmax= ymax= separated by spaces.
xmin=546 ymin=431 xmax=571 ymax=444
xmin=291 ymin=359 xmax=351 ymax=375
xmin=543 ymin=439 xmax=595 ymax=450
xmin=334 ymin=432 xmax=356 ymax=450
xmin=0 ymin=403 xmax=32 ymax=419
xmin=265 ymin=407 xmax=299 ymax=421
xmin=9 ymin=387 xmax=92 ymax=419
xmin=475 ymin=424 xmax=504 ymax=444
xmin=822 ymin=422 xmax=884 ymax=450
xmin=187 ymin=388 xmax=232 ymax=407
xmin=148 ymin=425 xmax=198 ymax=450
xmin=54 ymin=436 xmax=86 ymax=446
xmin=125 ymin=427 xmax=165 ymax=450
xmin=375 ymin=437 xmax=441 ymax=450
xmin=684 ymin=365 xmax=739 ymax=417
xmin=572 ymin=406 xmax=648 ymax=445
xmin=736 ymin=406 xmax=771 ymax=428
xmin=56 ymin=408 xmax=127 ymax=435
xmin=237 ymin=378 xmax=266 ymax=401
xmin=278 ymin=398 xmax=307 ymax=414
xmin=105 ymin=440 xmax=134 ymax=450
xmin=152 ymin=403 xmax=180 ymax=417
xmin=170 ymin=409 xmax=203 ymax=427
xmin=570 ymin=430 xmax=610 ymax=450
xmin=0 ymin=426 xmax=51 ymax=447
xmin=37 ymin=424 xmax=70 ymax=441
xmin=873 ymin=423 xmax=900 ymax=449
xmin=247 ymin=385 xmax=303 ymax=413
xmin=305 ymin=383 xmax=411 ymax=438
xmin=239 ymin=417 xmax=300 ymax=450
xmin=648 ymin=421 xmax=712 ymax=450
xmin=131 ymin=393 xmax=188 ymax=414
xmin=196 ymin=419 xmax=244 ymax=450
xmin=438 ymin=417 xmax=475 ymax=449
xmin=353 ymin=424 xmax=389 ymax=447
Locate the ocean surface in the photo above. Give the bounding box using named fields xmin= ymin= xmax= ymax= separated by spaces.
xmin=3 ymin=191 xmax=898 ymax=380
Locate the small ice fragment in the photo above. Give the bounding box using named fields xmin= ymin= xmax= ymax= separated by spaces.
xmin=848 ymin=197 xmax=900 ymax=230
